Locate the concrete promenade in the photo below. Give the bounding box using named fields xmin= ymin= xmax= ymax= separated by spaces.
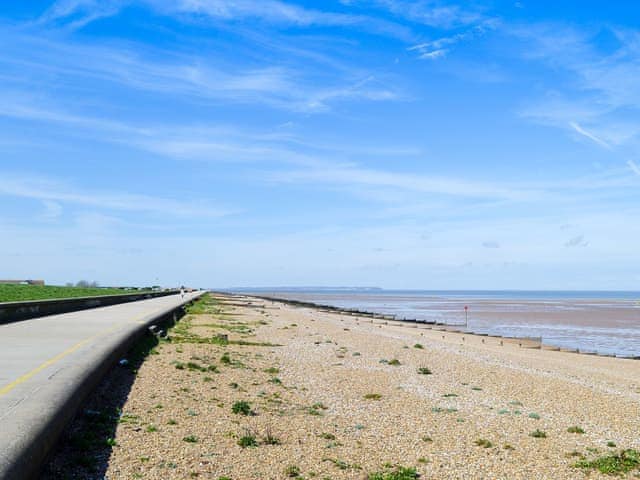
xmin=0 ymin=291 xmax=203 ymax=480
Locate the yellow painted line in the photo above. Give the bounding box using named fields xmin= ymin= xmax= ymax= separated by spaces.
xmin=0 ymin=313 xmax=152 ymax=397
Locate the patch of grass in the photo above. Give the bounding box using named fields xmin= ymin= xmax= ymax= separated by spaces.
xmin=264 ymin=367 xmax=280 ymax=374
xmin=183 ymin=435 xmax=198 ymax=443
xmin=530 ymin=429 xmax=547 ymax=438
xmin=364 ymin=393 xmax=382 ymax=400
xmin=0 ymin=284 xmax=143 ymax=302
xmin=231 ymin=400 xmax=252 ymax=416
xmin=367 ymin=465 xmax=419 ymax=480
xmin=417 ymin=367 xmax=432 ymax=375
xmin=607 ymin=441 xmax=617 ymax=448
xmin=422 ymin=436 xmax=433 ymax=442
xmin=574 ymin=449 xmax=640 ymax=475
xmin=388 ymin=359 xmax=401 ymax=366
xmin=417 ymin=457 xmax=428 ymax=464
xmin=285 ymin=465 xmax=301 ymax=477
xmin=528 ymin=412 xmax=540 ymax=420
xmin=323 ymin=458 xmax=361 ymax=470
xmin=262 ymin=430 xmax=281 ymax=445
xmin=567 ymin=426 xmax=585 ymax=434
xmin=319 ymin=432 xmax=336 ymax=440
xmin=475 ymin=439 xmax=493 ymax=448
xmin=145 ymin=424 xmax=158 ymax=433
xmin=237 ymin=434 xmax=258 ymax=448
xmin=269 ymin=377 xmax=282 ymax=385
xmin=307 ymin=402 xmax=328 ymax=416
xmin=167 ymin=419 xmax=177 ymax=425
xmin=413 ymin=343 xmax=424 ymax=349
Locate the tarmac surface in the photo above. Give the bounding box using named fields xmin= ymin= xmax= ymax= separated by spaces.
xmin=0 ymin=291 xmax=203 ymax=480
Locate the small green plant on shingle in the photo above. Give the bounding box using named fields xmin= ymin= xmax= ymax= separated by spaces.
xmin=237 ymin=434 xmax=258 ymax=448
xmin=262 ymin=431 xmax=281 ymax=445
xmin=422 ymin=436 xmax=433 ymax=442
xmin=475 ymin=439 xmax=493 ymax=448
xmin=167 ymin=419 xmax=177 ymax=425
xmin=414 ymin=343 xmax=424 ymax=349
xmin=285 ymin=465 xmax=301 ymax=477
xmin=105 ymin=437 xmax=117 ymax=447
xmin=183 ymin=435 xmax=198 ymax=443
xmin=269 ymin=377 xmax=282 ymax=385
xmin=220 ymin=352 xmax=232 ymax=364
xmin=265 ymin=367 xmax=279 ymax=374
xmin=471 ymin=386 xmax=482 ymax=391
xmin=574 ymin=449 xmax=640 ymax=475
xmin=504 ymin=444 xmax=515 ymax=450
xmin=232 ymin=400 xmax=252 ymax=416
xmin=528 ymin=412 xmax=540 ymax=420
xmin=388 ymin=359 xmax=401 ymax=366
xmin=367 ymin=465 xmax=419 ymax=480
xmin=442 ymin=393 xmax=458 ymax=398
xmin=417 ymin=367 xmax=432 ymax=375
xmin=530 ymin=429 xmax=547 ymax=438
xmin=320 ymin=432 xmax=336 ymax=440
xmin=607 ymin=441 xmax=617 ymax=448
xmin=364 ymin=393 xmax=382 ymax=400
xmin=145 ymin=424 xmax=158 ymax=433
xmin=567 ymin=426 xmax=585 ymax=434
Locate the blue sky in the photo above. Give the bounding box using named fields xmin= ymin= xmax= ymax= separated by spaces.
xmin=1 ymin=1 xmax=639 ymax=289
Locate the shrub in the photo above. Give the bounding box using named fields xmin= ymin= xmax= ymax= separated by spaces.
xmin=232 ymin=401 xmax=252 ymax=416
xmin=417 ymin=367 xmax=432 ymax=375
xmin=567 ymin=426 xmax=585 ymax=434
xmin=530 ymin=429 xmax=547 ymax=438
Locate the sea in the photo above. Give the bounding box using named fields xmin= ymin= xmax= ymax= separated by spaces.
xmin=232 ymin=289 xmax=640 ymax=357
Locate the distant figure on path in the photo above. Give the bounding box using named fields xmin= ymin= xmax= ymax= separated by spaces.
xmin=180 ymin=286 xmax=185 ymax=299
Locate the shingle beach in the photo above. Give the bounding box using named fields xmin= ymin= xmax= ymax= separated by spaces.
xmin=44 ymin=293 xmax=640 ymax=479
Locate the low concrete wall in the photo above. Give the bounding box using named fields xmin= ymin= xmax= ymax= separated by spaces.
xmin=0 ymin=291 xmax=205 ymax=480
xmin=0 ymin=290 xmax=179 ymax=325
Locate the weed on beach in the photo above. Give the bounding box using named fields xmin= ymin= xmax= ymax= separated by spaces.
xmin=364 ymin=393 xmax=382 ymax=400
xmin=417 ymin=367 xmax=432 ymax=375
xmin=475 ymin=439 xmax=493 ymax=448
xmin=530 ymin=429 xmax=547 ymax=438
xmin=367 ymin=465 xmax=419 ymax=480
xmin=231 ymin=400 xmax=252 ymax=416
xmin=567 ymin=426 xmax=585 ymax=434
xmin=574 ymin=449 xmax=640 ymax=475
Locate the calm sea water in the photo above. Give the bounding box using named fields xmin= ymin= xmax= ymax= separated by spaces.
xmin=235 ymin=289 xmax=640 ymax=357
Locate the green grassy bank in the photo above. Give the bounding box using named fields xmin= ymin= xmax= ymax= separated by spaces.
xmin=0 ymin=284 xmax=145 ymax=303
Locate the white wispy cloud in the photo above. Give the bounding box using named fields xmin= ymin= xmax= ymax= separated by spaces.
xmin=0 ymin=173 xmax=232 ymax=218
xmin=408 ymin=20 xmax=498 ymax=60
xmin=344 ymin=0 xmax=487 ymax=29
xmin=40 ymin=0 xmax=413 ymax=39
xmin=515 ymin=24 xmax=640 ymax=154
xmin=0 ymin=28 xmax=401 ymax=113
xmin=628 ymin=160 xmax=640 ymax=177
xmin=569 ymin=121 xmax=611 ymax=149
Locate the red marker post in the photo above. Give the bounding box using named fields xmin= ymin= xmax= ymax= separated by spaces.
xmin=464 ymin=305 xmax=468 ymax=327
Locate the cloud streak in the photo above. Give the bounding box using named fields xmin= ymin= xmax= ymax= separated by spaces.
xmin=0 ymin=174 xmax=232 ymax=218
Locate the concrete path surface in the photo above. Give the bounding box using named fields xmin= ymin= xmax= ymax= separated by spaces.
xmin=0 ymin=291 xmax=204 ymax=480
